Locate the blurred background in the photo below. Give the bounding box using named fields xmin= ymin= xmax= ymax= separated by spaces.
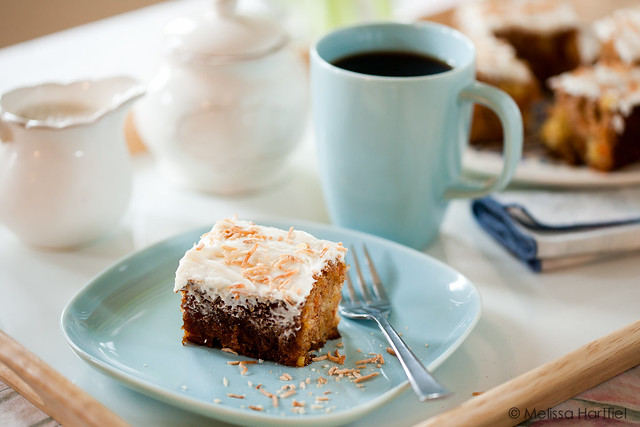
xmin=0 ymin=0 xmax=165 ymax=48
xmin=0 ymin=0 xmax=457 ymax=48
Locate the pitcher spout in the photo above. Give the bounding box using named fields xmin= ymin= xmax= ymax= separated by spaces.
xmin=0 ymin=76 xmax=145 ymax=130
xmin=106 ymin=76 xmax=146 ymax=113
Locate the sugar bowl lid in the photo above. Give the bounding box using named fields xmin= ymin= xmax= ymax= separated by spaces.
xmin=163 ymin=0 xmax=287 ymax=61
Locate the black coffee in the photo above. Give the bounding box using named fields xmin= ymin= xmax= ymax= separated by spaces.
xmin=332 ymin=50 xmax=453 ymax=77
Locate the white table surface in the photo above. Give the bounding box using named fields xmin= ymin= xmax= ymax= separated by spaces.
xmin=1 ymin=1 xmax=639 ymax=426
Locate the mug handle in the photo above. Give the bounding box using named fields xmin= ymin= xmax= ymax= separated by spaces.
xmin=445 ymin=81 xmax=523 ymax=199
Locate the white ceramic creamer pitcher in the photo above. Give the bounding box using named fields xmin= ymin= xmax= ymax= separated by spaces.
xmin=0 ymin=77 xmax=144 ymax=248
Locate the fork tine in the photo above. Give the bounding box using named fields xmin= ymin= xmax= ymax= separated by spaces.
xmin=362 ymin=245 xmax=389 ymax=302
xmin=350 ymin=246 xmax=373 ymax=303
xmin=344 ymin=272 xmax=358 ymax=303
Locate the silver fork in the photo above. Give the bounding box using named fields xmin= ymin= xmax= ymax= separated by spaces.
xmin=339 ymin=245 xmax=452 ymax=401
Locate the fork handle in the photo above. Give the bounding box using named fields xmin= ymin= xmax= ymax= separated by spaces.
xmin=373 ymin=315 xmax=452 ymax=401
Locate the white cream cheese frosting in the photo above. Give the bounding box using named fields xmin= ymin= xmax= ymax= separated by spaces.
xmin=549 ymin=64 xmax=640 ymax=116
xmin=473 ymin=35 xmax=534 ymax=83
xmin=174 ymin=218 xmax=346 ymax=322
xmin=594 ymin=6 xmax=640 ymax=65
xmin=549 ymin=64 xmax=640 ymax=134
xmin=455 ymin=0 xmax=579 ymax=35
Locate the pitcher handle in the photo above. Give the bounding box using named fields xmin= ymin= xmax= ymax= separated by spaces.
xmin=445 ymin=81 xmax=523 ymax=199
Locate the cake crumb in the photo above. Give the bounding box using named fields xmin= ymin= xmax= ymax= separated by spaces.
xmin=386 ymin=347 xmax=396 ymax=356
xmin=223 ymin=377 xmax=229 ymax=387
xmin=292 ymin=400 xmax=306 ymax=407
xmin=213 ymin=398 xmax=222 ymax=404
xmin=280 ymin=373 xmax=293 ymax=381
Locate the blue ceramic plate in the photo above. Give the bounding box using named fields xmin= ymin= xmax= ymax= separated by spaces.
xmin=61 ymin=218 xmax=481 ymax=426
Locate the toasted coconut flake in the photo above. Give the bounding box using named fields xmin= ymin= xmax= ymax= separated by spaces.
xmin=272 ymin=395 xmax=279 ymax=407
xmin=241 ymin=242 xmax=260 ymax=267
xmin=280 ymin=389 xmax=296 ymax=398
xmin=292 ymin=400 xmax=306 ymax=407
xmin=386 ymin=347 xmax=396 ymax=356
xmin=222 ymin=347 xmax=238 ymax=355
xmin=279 ymin=373 xmax=293 ymax=381
xmin=273 ymin=269 xmax=297 ymax=283
xmin=334 ymin=368 xmax=358 ymax=377
xmin=353 ymin=372 xmax=380 ymax=383
xmin=249 ymin=405 xmax=263 ymax=411
xmin=312 ymin=355 xmax=328 ymax=362
xmin=227 ymin=393 xmax=245 ymax=399
xmin=260 ymin=389 xmax=274 ymax=398
xmin=355 ymin=353 xmax=384 ymax=365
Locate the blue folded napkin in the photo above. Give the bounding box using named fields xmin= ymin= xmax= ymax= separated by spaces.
xmin=471 ymin=189 xmax=640 ymax=272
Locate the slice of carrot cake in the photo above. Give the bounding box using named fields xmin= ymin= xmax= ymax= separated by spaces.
xmin=174 ymin=218 xmax=348 ymax=367
xmin=542 ymin=63 xmax=640 ymax=171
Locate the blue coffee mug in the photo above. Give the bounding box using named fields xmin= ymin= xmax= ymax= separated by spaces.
xmin=311 ymin=22 xmax=523 ymax=249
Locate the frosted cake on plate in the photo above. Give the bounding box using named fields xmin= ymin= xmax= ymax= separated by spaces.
xmin=174 ymin=218 xmax=348 ymax=367
xmin=542 ymin=64 xmax=640 ymax=171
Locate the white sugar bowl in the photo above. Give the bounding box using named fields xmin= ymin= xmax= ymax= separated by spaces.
xmin=134 ymin=0 xmax=308 ymax=195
